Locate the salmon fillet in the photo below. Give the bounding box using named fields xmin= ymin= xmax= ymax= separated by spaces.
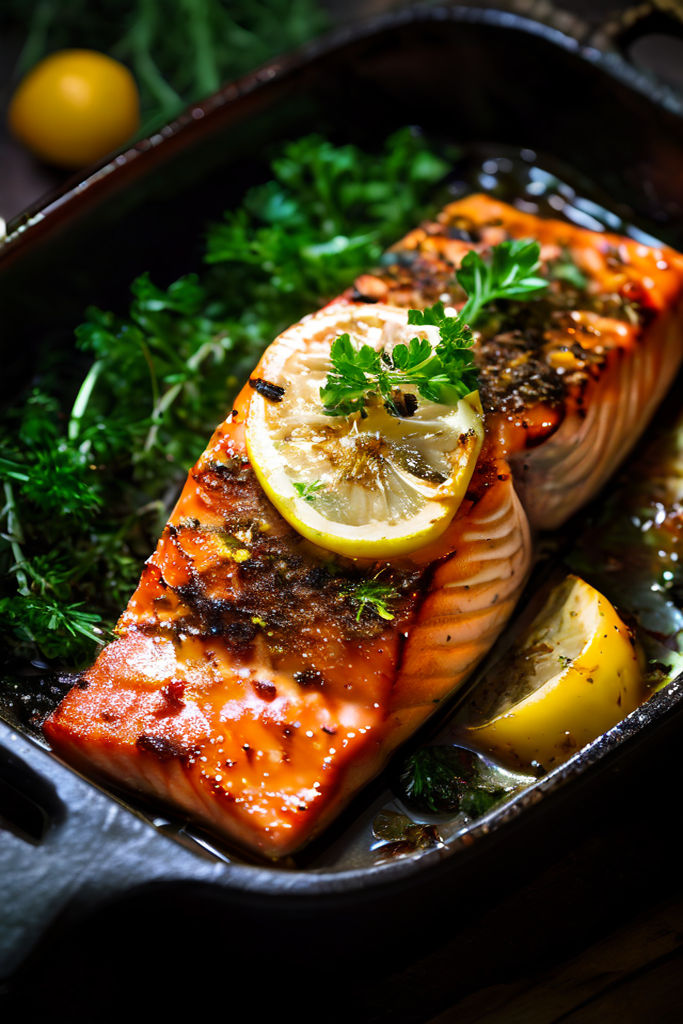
xmin=44 ymin=196 xmax=683 ymax=859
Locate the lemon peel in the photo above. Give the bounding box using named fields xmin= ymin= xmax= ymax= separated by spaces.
xmin=464 ymin=574 xmax=645 ymax=770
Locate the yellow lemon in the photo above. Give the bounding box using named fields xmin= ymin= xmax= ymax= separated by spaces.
xmin=464 ymin=574 xmax=645 ymax=770
xmin=8 ymin=50 xmax=140 ymax=168
xmin=245 ymin=302 xmax=484 ymax=559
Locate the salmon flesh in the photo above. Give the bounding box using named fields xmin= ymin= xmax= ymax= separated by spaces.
xmin=45 ymin=196 xmax=683 ymax=858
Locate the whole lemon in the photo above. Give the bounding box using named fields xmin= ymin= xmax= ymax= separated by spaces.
xmin=8 ymin=49 xmax=140 ymax=169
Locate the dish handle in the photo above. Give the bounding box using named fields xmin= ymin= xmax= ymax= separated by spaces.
xmin=591 ymin=0 xmax=683 ymax=89
xmin=0 ymin=719 xmax=213 ymax=987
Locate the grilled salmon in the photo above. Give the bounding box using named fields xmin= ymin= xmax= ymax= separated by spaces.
xmin=45 ymin=196 xmax=683 ymax=858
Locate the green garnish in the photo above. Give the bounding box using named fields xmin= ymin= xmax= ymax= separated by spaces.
xmin=205 ymin=130 xmax=451 ymax=305
xmin=459 ymin=787 xmax=508 ymax=817
xmin=320 ymin=326 xmax=477 ymax=418
xmin=345 ymin=579 xmax=398 ymax=623
xmin=395 ymin=744 xmax=509 ymax=816
xmin=292 ymin=480 xmax=324 ymax=503
xmin=549 ymin=248 xmax=589 ymax=290
xmin=397 ymin=745 xmax=479 ymax=813
xmin=0 ymin=131 xmax=448 ymax=667
xmin=321 ymin=238 xmax=548 ymax=417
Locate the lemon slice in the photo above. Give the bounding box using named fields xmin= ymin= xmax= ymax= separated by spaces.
xmin=463 ymin=574 xmax=645 ymax=770
xmin=245 ymin=302 xmax=484 ymax=559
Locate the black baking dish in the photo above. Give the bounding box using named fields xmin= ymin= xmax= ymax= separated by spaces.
xmin=2 ymin=2 xmax=683 ymax=1015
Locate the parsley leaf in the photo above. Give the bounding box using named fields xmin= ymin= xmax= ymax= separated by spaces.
xmin=322 ymin=239 xmax=548 ymax=418
xmin=292 ymin=480 xmax=324 ymax=503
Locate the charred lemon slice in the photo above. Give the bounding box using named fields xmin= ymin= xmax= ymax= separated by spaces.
xmin=245 ymin=302 xmax=484 ymax=559
xmin=464 ymin=574 xmax=645 ymax=770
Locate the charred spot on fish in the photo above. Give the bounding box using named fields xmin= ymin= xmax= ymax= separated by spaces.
xmin=205 ymin=458 xmax=243 ymax=479
xmin=236 ymin=558 xmax=264 ymax=576
xmin=177 ymin=516 xmax=200 ymax=530
xmin=303 ymin=565 xmax=332 ymax=589
xmin=443 ymin=213 xmax=480 ymax=240
xmin=100 ymin=709 xmax=120 ymax=724
xmin=160 ymin=680 xmax=186 ymax=711
xmin=223 ymin=620 xmax=258 ymax=647
xmin=249 ymin=377 xmax=286 ymax=402
xmin=172 ymin=580 xmax=201 ymax=607
xmin=294 ymin=668 xmax=325 ymax=688
xmin=253 ymin=679 xmax=277 ymax=702
xmin=136 ymin=733 xmax=197 ymax=763
xmin=380 ymin=249 xmax=417 ymax=269
xmin=448 ymin=227 xmax=475 ymax=243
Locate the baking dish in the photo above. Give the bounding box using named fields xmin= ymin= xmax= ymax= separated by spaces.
xmin=2 ymin=1 xmax=683 ymax=1012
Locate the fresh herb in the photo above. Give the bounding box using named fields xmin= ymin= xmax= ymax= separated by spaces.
xmin=345 ymin=578 xmax=398 ymax=623
xmin=320 ymin=327 xmax=476 ymax=418
xmin=292 ymin=480 xmax=324 ymax=503
xmin=205 ymin=130 xmax=451 ymax=308
xmin=0 ymin=131 xmax=449 ymax=667
xmin=396 ymin=745 xmax=479 ymax=813
xmin=548 ymin=248 xmax=589 ymax=290
xmin=395 ymin=744 xmax=511 ymax=816
xmin=455 ymin=238 xmax=548 ymax=320
xmin=321 ymin=239 xmax=548 ymax=417
xmin=460 ymin=787 xmax=507 ymax=817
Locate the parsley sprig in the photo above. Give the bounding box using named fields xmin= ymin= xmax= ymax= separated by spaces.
xmin=321 ymin=238 xmax=548 ymax=417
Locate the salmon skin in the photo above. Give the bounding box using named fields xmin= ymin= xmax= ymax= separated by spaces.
xmin=45 ymin=196 xmax=683 ymax=859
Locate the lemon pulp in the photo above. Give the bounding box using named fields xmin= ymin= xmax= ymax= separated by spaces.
xmin=464 ymin=574 xmax=645 ymax=769
xmin=245 ymin=302 xmax=484 ymax=558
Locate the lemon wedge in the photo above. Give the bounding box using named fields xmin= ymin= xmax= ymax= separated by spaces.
xmin=245 ymin=302 xmax=484 ymax=559
xmin=464 ymin=574 xmax=645 ymax=770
